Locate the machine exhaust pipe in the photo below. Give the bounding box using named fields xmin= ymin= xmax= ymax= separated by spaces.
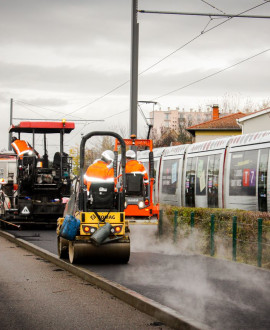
xmin=90 ymin=223 xmax=112 ymax=246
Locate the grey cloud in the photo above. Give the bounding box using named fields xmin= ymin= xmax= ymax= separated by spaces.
xmin=138 ymin=55 xmax=270 ymax=100
xmin=0 ymin=0 xmax=130 ymax=46
xmin=0 ymin=61 xmax=130 ymax=95
xmin=0 ymin=0 xmax=269 ymax=141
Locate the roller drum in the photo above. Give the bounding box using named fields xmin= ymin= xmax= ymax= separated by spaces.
xmin=58 ymin=237 xmax=69 ymax=259
xmin=68 ymin=240 xmax=130 ymax=264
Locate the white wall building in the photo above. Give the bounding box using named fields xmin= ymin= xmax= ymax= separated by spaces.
xmin=237 ymin=108 xmax=270 ymax=134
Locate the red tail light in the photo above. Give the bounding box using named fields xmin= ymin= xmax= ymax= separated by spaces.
xmin=83 ymin=226 xmax=90 ymax=233
xmin=115 ymin=226 xmax=122 ymax=233
xmin=145 ymin=199 xmax=149 ymax=205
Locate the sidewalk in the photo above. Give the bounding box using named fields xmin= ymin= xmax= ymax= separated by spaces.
xmin=0 ymin=235 xmax=170 ymax=330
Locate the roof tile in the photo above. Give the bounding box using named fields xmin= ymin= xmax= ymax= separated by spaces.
xmin=187 ymin=112 xmax=246 ymax=130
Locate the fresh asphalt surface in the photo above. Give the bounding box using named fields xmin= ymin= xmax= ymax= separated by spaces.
xmin=6 ymin=225 xmax=270 ymax=330
xmin=0 ymin=235 xmax=171 ymax=330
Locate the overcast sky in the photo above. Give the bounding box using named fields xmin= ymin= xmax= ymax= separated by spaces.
xmin=0 ymin=0 xmax=269 ymax=154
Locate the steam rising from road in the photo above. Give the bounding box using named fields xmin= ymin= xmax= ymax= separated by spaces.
xmin=128 ymin=222 xmax=270 ymax=329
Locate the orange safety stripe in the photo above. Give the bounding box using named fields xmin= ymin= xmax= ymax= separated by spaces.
xmin=84 ymin=160 xmax=114 ymax=190
xmin=11 ymin=140 xmax=32 ymax=158
xmin=125 ymin=159 xmax=149 ymax=182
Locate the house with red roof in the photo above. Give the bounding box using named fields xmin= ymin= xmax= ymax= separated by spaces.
xmin=186 ymin=105 xmax=246 ymax=143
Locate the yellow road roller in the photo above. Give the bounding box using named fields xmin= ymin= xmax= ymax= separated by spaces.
xmin=56 ymin=131 xmax=130 ymax=264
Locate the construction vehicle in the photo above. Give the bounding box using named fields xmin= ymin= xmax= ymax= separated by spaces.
xmin=114 ymin=135 xmax=159 ymax=221
xmin=0 ymin=120 xmax=75 ymax=227
xmin=57 ymin=131 xmax=130 ymax=264
xmin=0 ymin=152 xmax=17 ymax=224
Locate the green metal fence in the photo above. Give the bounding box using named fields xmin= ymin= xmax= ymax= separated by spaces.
xmin=159 ymin=210 xmax=269 ymax=268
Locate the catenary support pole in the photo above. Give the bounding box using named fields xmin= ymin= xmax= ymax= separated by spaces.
xmin=8 ymin=98 xmax=13 ymax=150
xmin=130 ymin=0 xmax=139 ymax=136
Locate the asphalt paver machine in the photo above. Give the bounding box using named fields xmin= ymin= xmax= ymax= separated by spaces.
xmin=115 ymin=135 xmax=159 ymax=221
xmin=0 ymin=120 xmax=75 ymax=226
xmin=57 ymin=131 xmax=130 ymax=264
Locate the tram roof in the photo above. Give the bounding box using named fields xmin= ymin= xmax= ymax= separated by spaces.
xmin=137 ymin=147 xmax=166 ymax=160
xmin=153 ymin=147 xmax=166 ymax=157
xmin=9 ymin=121 xmax=75 ymax=134
xmin=187 ymin=137 xmax=231 ymax=153
xmin=229 ymin=130 xmax=270 ymax=147
xmin=137 ymin=149 xmax=149 ymax=159
xmin=162 ymin=144 xmax=188 ymax=157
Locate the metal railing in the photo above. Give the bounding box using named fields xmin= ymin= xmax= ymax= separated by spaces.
xmin=158 ymin=210 xmax=270 ymax=268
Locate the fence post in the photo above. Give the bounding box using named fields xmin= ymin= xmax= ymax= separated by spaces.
xmin=190 ymin=211 xmax=194 ymax=229
xmin=257 ymin=218 xmax=263 ymax=267
xmin=173 ymin=210 xmax=178 ymax=243
xmin=210 ymin=214 xmax=215 ymax=256
xmin=232 ymin=216 xmax=237 ymax=261
xmin=159 ymin=210 xmax=163 ymax=237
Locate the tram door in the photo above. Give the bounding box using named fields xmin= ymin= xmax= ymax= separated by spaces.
xmin=185 ymin=157 xmax=196 ymax=207
xmin=258 ymin=148 xmax=268 ymax=212
xmin=208 ymin=155 xmax=220 ymax=208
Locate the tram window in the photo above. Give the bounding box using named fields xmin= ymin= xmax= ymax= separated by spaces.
xmin=161 ymin=159 xmax=179 ymax=194
xmin=258 ymin=148 xmax=268 ymax=212
xmin=196 ymin=156 xmax=207 ymax=196
xmin=185 ymin=157 xmax=196 ymax=207
xmin=208 ymin=154 xmax=220 ymax=208
xmin=229 ymin=150 xmax=258 ymax=196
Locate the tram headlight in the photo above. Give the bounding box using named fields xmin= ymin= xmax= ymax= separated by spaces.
xmin=138 ymin=201 xmax=145 ymax=209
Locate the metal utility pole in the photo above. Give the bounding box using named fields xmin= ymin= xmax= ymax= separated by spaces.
xmin=130 ymin=0 xmax=139 ymax=136
xmin=8 ymin=98 xmax=13 ymax=150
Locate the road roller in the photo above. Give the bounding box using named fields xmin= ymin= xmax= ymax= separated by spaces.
xmin=56 ymin=131 xmax=130 ymax=264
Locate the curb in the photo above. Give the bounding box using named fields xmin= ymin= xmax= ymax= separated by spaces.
xmin=0 ymin=230 xmax=209 ymax=330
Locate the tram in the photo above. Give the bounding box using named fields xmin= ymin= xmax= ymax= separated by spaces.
xmin=138 ymin=131 xmax=270 ymax=212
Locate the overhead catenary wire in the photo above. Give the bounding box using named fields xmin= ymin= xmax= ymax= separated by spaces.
xmin=138 ymin=104 xmax=149 ymax=126
xmin=199 ymin=0 xmax=227 ymax=14
xmin=14 ymin=102 xmax=48 ymax=119
xmin=63 ymin=1 xmax=269 ymax=117
xmin=14 ymin=99 xmax=92 ymax=121
xmin=153 ymin=48 xmax=270 ymax=100
xmin=138 ymin=1 xmax=269 ymax=75
xmin=11 ymin=2 xmax=269 ymax=123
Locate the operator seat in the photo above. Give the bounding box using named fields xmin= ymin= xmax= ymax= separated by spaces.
xmin=125 ymin=173 xmax=144 ymax=196
xmin=88 ymin=182 xmax=115 ymax=210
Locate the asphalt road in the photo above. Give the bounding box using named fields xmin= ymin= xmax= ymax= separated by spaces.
xmin=0 ymin=235 xmax=171 ymax=330
xmin=7 ymin=225 xmax=270 ymax=330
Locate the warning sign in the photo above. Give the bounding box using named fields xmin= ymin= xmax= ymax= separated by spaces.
xmin=21 ymin=206 xmax=30 ymax=215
